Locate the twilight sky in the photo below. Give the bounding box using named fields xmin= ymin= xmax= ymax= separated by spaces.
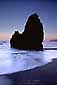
xmin=0 ymin=0 xmax=57 ymax=40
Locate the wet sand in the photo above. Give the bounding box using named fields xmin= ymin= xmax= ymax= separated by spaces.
xmin=0 ymin=58 xmax=57 ymax=85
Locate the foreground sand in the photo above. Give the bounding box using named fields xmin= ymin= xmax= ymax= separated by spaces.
xmin=0 ymin=58 xmax=57 ymax=85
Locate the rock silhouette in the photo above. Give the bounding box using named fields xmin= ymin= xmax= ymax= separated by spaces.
xmin=10 ymin=13 xmax=44 ymax=50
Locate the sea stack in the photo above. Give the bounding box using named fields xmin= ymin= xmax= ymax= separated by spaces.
xmin=10 ymin=13 xmax=44 ymax=50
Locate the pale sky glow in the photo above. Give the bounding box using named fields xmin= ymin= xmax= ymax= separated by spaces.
xmin=45 ymin=34 xmax=57 ymax=40
xmin=0 ymin=33 xmax=10 ymax=40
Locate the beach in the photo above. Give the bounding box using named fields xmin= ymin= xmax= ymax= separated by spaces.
xmin=0 ymin=58 xmax=57 ymax=85
xmin=0 ymin=41 xmax=57 ymax=85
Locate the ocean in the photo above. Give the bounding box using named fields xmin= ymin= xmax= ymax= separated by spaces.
xmin=0 ymin=40 xmax=57 ymax=75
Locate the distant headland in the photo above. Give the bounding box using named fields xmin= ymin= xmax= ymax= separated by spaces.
xmin=50 ymin=39 xmax=57 ymax=42
xmin=10 ymin=13 xmax=44 ymax=51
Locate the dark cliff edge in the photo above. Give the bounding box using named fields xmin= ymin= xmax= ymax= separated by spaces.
xmin=10 ymin=13 xmax=44 ymax=51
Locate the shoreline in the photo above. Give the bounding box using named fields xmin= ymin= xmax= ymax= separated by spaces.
xmin=0 ymin=58 xmax=57 ymax=85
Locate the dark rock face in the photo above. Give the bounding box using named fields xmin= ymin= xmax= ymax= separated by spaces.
xmin=10 ymin=13 xmax=44 ymax=50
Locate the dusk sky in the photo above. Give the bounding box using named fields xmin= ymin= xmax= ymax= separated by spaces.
xmin=0 ymin=0 xmax=57 ymax=40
